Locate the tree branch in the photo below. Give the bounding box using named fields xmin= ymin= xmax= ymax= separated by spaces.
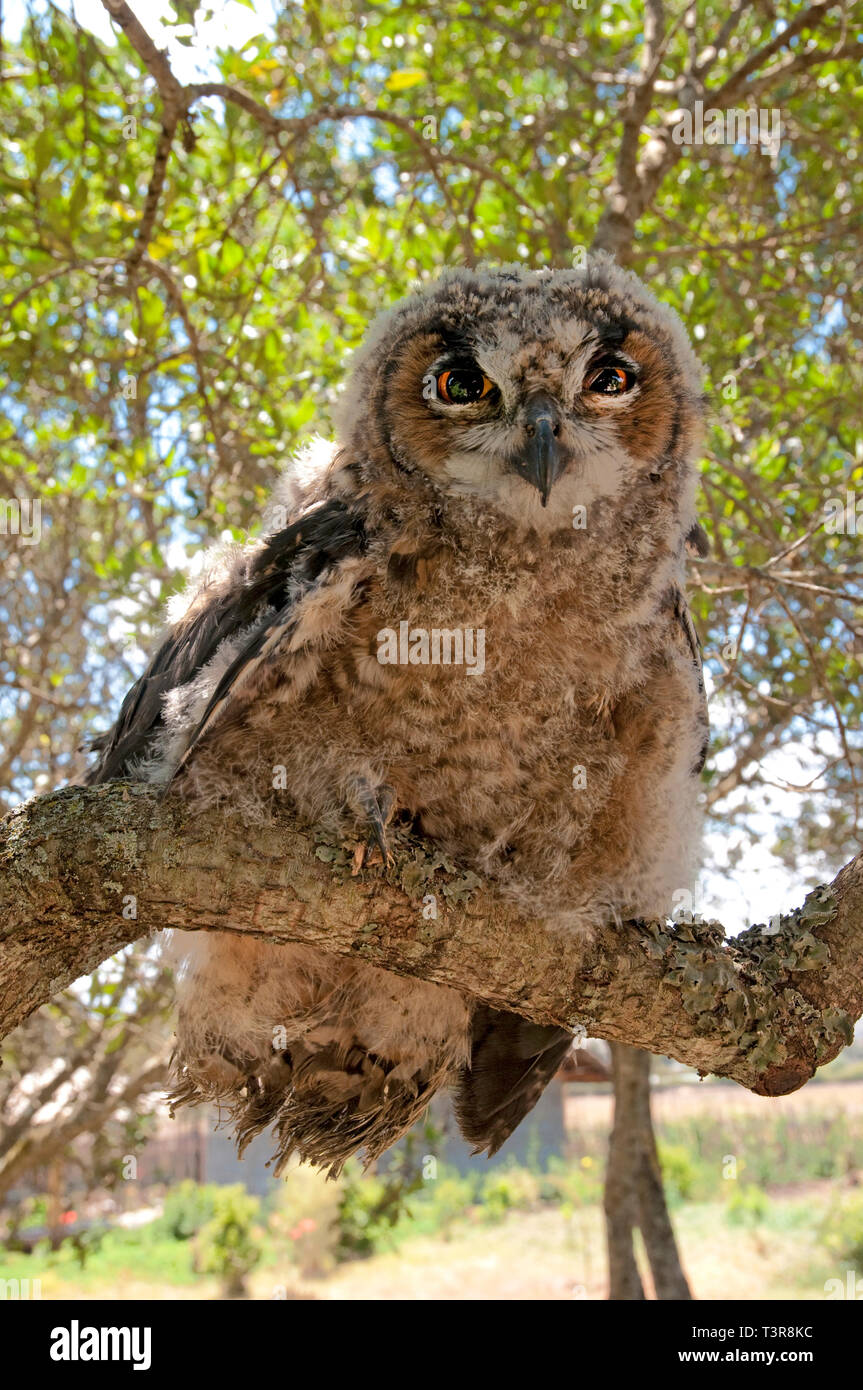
xmin=591 ymin=0 xmax=860 ymax=260
xmin=2 ymin=783 xmax=861 ymax=1098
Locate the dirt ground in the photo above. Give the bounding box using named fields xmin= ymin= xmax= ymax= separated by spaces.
xmin=257 ymin=1192 xmax=836 ymax=1301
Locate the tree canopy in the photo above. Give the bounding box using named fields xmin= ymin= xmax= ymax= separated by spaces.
xmin=2 ymin=0 xmax=861 ymax=889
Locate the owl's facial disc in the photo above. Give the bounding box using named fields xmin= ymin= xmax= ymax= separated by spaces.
xmin=359 ymin=264 xmax=704 ymax=531
xmin=424 ymin=347 xmax=640 ymax=509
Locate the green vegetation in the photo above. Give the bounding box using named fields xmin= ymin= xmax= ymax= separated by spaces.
xmin=155 ymin=1178 xmax=221 ymax=1242
xmin=653 ymin=1107 xmax=862 ymax=1198
xmin=820 ymin=1191 xmax=863 ymax=1269
xmin=195 ymin=1185 xmax=262 ymax=1297
xmin=2 ymin=1092 xmax=861 ymax=1298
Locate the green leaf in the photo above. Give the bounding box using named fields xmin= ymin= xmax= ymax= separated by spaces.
xmin=219 ymin=237 xmax=245 ymax=275
xmin=384 ymin=69 xmax=427 ymax=92
xmin=33 ymin=130 xmax=55 ymax=176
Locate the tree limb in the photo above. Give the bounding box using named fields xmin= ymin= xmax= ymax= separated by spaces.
xmin=2 ymin=783 xmax=860 ymax=1098
xmin=591 ymin=0 xmax=859 ymax=260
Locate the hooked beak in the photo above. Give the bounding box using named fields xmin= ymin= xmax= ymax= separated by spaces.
xmin=515 ymin=395 xmax=566 ymax=506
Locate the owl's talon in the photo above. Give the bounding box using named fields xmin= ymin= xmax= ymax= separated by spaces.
xmin=367 ymin=817 xmax=396 ymax=870
xmin=348 ymin=778 xmax=397 ymax=873
xmin=350 ymin=835 xmax=395 ymax=874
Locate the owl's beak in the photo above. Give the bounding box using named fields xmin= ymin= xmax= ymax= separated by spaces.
xmin=519 ymin=396 xmax=566 ymax=506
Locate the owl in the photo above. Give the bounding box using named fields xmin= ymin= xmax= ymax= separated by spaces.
xmin=85 ymin=254 xmax=708 ymax=1176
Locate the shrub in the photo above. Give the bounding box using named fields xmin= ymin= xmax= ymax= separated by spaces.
xmin=155 ymin=1180 xmax=220 ymax=1242
xmin=539 ymin=1156 xmax=603 ymax=1209
xmin=334 ymin=1130 xmax=433 ymax=1260
xmin=725 ymin=1184 xmax=770 ymax=1227
xmin=334 ymin=1167 xmax=411 ymax=1260
xmin=479 ymin=1168 xmax=540 ymax=1222
xmin=412 ymin=1173 xmax=479 ymax=1232
xmin=195 ymin=1185 xmax=262 ymax=1297
xmin=820 ymin=1192 xmax=863 ymax=1267
xmin=267 ymin=1165 xmax=341 ymax=1276
xmin=658 ymin=1143 xmax=699 ymax=1203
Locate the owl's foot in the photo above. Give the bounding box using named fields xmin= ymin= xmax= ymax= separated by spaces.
xmin=349 ymin=778 xmax=397 ymax=873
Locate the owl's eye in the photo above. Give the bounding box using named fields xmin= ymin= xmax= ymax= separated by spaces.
xmin=585 ymin=364 xmax=635 ymax=395
xmin=436 ymin=367 xmax=495 ymax=404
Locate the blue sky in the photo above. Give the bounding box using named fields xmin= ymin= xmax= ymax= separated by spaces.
xmin=4 ymin=0 xmax=278 ymax=73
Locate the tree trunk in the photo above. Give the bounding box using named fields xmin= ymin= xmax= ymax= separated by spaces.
xmin=604 ymin=1044 xmax=647 ymax=1300
xmin=605 ymin=1044 xmax=692 ymax=1300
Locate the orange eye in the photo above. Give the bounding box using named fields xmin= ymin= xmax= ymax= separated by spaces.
xmin=585 ymin=364 xmax=635 ymax=395
xmin=436 ymin=367 xmax=496 ymax=404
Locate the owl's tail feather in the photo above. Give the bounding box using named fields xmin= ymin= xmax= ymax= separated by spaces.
xmin=168 ymin=1037 xmax=455 ymax=1180
xmin=166 ymin=932 xmax=470 ymax=1178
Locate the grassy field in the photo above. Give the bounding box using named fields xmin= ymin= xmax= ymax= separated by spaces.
xmin=1 ymin=1183 xmax=858 ymax=1301
xmin=3 ymin=1077 xmax=862 ymax=1301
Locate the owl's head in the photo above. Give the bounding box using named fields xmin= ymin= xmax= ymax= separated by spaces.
xmin=336 ymin=254 xmax=705 ymax=532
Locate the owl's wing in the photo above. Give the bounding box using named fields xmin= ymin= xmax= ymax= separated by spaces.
xmin=454 ymin=1006 xmax=573 ymax=1157
xmin=685 ymin=520 xmax=710 ymax=558
xmin=671 ymin=584 xmax=710 ymax=776
xmin=84 ymin=498 xmax=367 ymax=784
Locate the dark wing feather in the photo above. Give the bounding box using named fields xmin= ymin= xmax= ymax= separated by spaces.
xmin=671 ymin=585 xmax=710 ymax=776
xmin=454 ymin=1005 xmax=572 ymax=1157
xmin=685 ymin=521 xmax=710 ymax=558
xmin=85 ymin=498 xmax=366 ymax=784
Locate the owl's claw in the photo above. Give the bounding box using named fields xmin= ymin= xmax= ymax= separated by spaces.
xmin=349 ymin=779 xmax=397 ymax=874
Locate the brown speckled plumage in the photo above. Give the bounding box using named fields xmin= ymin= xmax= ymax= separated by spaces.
xmin=86 ymin=255 xmax=708 ymax=1172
